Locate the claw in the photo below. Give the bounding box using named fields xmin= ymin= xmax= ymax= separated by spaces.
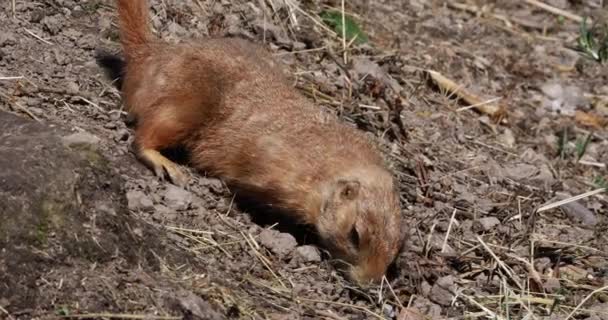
xmin=137 ymin=148 xmax=188 ymax=187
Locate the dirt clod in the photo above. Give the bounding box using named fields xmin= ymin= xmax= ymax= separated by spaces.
xmin=474 ymin=217 xmax=501 ymax=232
xmin=259 ymin=229 xmax=298 ymax=256
xmin=295 ymin=245 xmax=322 ymax=263
xmin=126 ymin=190 xmax=155 ymax=211
xmin=163 ymin=184 xmax=195 ymax=211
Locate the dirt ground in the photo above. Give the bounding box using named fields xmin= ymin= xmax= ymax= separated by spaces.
xmin=1 ymin=0 xmax=607 ymax=319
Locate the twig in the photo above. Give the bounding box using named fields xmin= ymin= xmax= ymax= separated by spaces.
xmin=426 ymin=69 xmax=506 ymax=122
xmin=537 ymin=188 xmax=605 ymax=213
xmin=0 ymin=305 xmax=14 ymax=320
xmin=299 ymin=298 xmax=385 ymax=319
xmin=460 ymin=294 xmax=507 ymax=320
xmin=523 ymin=0 xmax=585 ymax=23
xmin=456 ymin=97 xmax=502 ymax=112
xmin=60 ymin=314 xmax=181 ymax=319
xmin=23 ymin=28 xmax=53 ymax=45
xmin=476 ymin=236 xmax=524 ymax=291
xmin=441 ymin=208 xmax=457 ymax=253
xmin=0 ymin=76 xmax=24 ymax=81
xmin=240 ymin=231 xmax=287 ymax=289
xmin=565 ymin=285 xmax=608 ymax=319
xmin=341 ymin=0 xmax=347 ymax=64
xmin=0 ymin=91 xmax=41 ymax=122
xmin=382 ymin=276 xmax=404 ymax=309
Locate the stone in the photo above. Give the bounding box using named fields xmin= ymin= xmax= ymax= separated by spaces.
xmin=429 ymin=275 xmax=456 ymax=306
xmin=126 ymin=190 xmax=154 ymax=211
xmin=259 ymin=229 xmax=297 ymax=256
xmin=474 ymin=217 xmax=501 ymax=232
xmin=295 ymin=245 xmax=321 ymax=263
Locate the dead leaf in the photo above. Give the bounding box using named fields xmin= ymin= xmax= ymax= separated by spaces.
xmin=560 ymin=265 xmax=588 ymax=281
xmin=575 ymin=110 xmax=606 ymax=129
xmin=426 ymin=69 xmax=507 ymax=122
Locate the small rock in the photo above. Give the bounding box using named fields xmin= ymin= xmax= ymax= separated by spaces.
xmin=398 ymin=307 xmax=425 ymax=320
xmin=126 ymin=190 xmax=154 ymax=211
xmin=560 ymin=265 xmax=588 ymax=281
xmin=474 ymin=217 xmax=501 ymax=232
xmin=259 ymin=229 xmax=297 ymax=256
xmin=383 ymin=304 xmax=395 ymax=318
xmin=295 ymin=245 xmax=321 ymax=263
xmin=541 ymin=82 xmax=588 ymax=116
xmin=66 ymin=81 xmax=79 ymax=94
xmin=543 ymin=277 xmax=561 ymax=293
xmin=170 ymin=290 xmax=224 ymax=320
xmin=410 ymin=296 xmax=442 ymax=318
xmin=62 ymin=132 xmax=101 ymax=149
xmin=352 ymin=56 xmax=402 ymax=93
xmin=104 ymin=121 xmax=118 ymax=129
xmin=498 ymin=128 xmax=516 ymax=148
xmin=504 ymin=163 xmax=538 ymax=181
xmin=429 ymin=275 xmax=456 ymax=306
xmin=96 ymin=201 xmax=117 ymax=216
xmin=562 ymin=200 xmax=598 ymax=226
xmin=163 ymin=185 xmax=194 ymax=211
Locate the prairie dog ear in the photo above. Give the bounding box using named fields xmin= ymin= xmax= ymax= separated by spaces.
xmin=337 ymin=179 xmax=360 ymax=200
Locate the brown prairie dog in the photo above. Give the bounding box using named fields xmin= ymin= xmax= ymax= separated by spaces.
xmin=101 ymin=0 xmax=405 ymax=285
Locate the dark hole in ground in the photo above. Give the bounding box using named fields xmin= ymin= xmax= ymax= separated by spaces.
xmin=232 ymin=192 xmax=321 ymax=247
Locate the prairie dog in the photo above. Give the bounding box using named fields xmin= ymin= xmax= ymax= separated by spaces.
xmin=100 ymin=0 xmax=405 ymax=285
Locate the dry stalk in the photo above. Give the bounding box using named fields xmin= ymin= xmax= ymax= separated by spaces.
xmin=460 ymin=294 xmax=507 ymax=320
xmin=240 ymin=231 xmax=288 ymax=289
xmin=476 ymin=236 xmax=524 ymax=291
xmin=299 ymin=298 xmax=385 ymax=319
xmin=565 ymin=285 xmax=608 ymax=319
xmin=426 ymin=70 xmax=506 ymax=122
xmin=0 ymin=91 xmax=41 ymax=121
xmin=523 ymin=0 xmax=585 ymax=23
xmin=441 ymin=208 xmax=458 ymax=253
xmin=537 ymin=188 xmax=605 ymax=213
xmin=60 ymin=313 xmax=181 ymax=319
xmin=23 ymin=28 xmax=53 ymax=45
xmin=0 ymin=305 xmax=14 ymax=320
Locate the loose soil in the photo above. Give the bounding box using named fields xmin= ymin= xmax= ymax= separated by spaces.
xmin=1 ymin=0 xmax=607 ymax=319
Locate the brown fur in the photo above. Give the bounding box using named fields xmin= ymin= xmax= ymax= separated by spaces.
xmin=110 ymin=0 xmax=405 ymax=284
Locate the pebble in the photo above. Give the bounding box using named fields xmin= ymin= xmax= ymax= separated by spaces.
xmin=62 ymin=131 xmax=101 ymax=149
xmin=295 ymin=245 xmax=321 ymax=263
xmin=163 ymin=185 xmax=194 ymax=211
xmin=259 ymin=229 xmax=297 ymax=256
xmin=474 ymin=217 xmax=500 ymax=232
xmin=429 ymin=275 xmax=456 ymax=306
xmin=126 ymin=190 xmax=154 ymax=212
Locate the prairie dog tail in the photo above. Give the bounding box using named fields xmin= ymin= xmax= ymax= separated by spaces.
xmin=116 ymin=0 xmax=153 ymax=60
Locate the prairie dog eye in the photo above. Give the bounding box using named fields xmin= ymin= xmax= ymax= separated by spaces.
xmin=349 ymin=226 xmax=360 ymax=249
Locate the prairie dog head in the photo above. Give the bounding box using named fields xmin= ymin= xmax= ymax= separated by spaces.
xmin=317 ymin=166 xmax=405 ymax=285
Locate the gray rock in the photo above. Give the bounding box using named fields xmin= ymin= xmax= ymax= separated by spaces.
xmin=474 ymin=217 xmax=501 ymax=232
xmin=259 ymin=229 xmax=297 ymax=256
xmin=168 ymin=290 xmax=224 ymax=320
xmin=295 ymin=245 xmax=321 ymax=263
xmin=0 ymin=111 xmax=192 ymax=313
xmin=562 ymin=201 xmax=598 ymax=226
xmin=126 ymin=190 xmax=154 ymax=211
xmin=62 ymin=131 xmax=101 ymax=149
xmin=543 ymin=277 xmax=561 ymax=293
xmin=163 ymin=185 xmax=194 ymax=211
xmin=429 ymin=275 xmax=456 ymax=306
